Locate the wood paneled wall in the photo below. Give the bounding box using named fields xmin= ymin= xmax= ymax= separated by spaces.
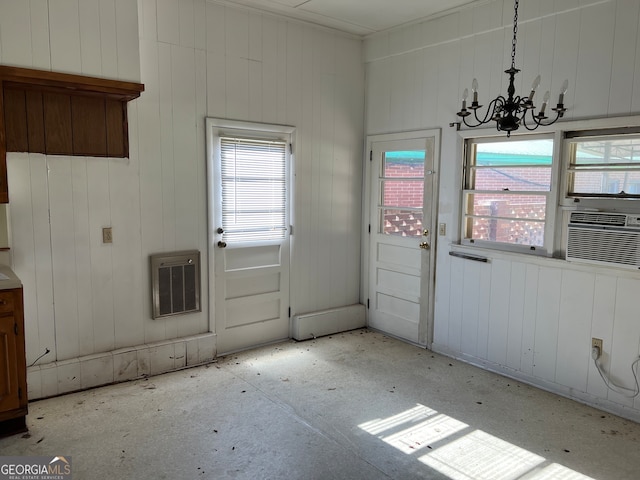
xmin=364 ymin=0 xmax=640 ymax=418
xmin=4 ymin=88 xmax=129 ymax=157
xmin=3 ymin=0 xmax=364 ymax=368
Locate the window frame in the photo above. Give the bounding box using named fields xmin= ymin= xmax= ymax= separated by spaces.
xmin=460 ymin=132 xmax=561 ymax=256
xmin=206 ymin=118 xmax=295 ymax=249
xmin=456 ymin=116 xmax=640 ymax=260
xmin=561 ymin=127 xmax=640 ymax=210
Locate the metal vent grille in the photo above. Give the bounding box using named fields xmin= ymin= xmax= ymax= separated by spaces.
xmin=150 ymin=251 xmax=201 ymax=319
xmin=567 ymin=226 xmax=640 ymax=268
xmin=569 ymin=211 xmax=627 ymax=227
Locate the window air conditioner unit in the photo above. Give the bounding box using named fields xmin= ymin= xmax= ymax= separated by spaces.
xmin=566 ymin=211 xmax=640 ymax=269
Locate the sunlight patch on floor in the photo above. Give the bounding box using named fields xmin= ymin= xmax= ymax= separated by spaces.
xmin=419 ymin=429 xmax=544 ymax=480
xmin=520 ymin=463 xmax=596 ymax=480
xmin=359 ymin=403 xmax=597 ymax=480
xmin=382 ymin=413 xmax=468 ymax=454
xmin=358 ymin=404 xmax=438 ymax=436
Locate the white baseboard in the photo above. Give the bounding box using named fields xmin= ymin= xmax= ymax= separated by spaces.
xmin=27 ymin=333 xmax=217 ymax=400
xmin=292 ymin=304 xmax=366 ymax=341
xmin=431 ymin=342 xmax=640 ymax=424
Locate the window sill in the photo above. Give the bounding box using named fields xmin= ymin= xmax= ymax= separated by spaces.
xmin=449 ymin=243 xmax=640 ymax=278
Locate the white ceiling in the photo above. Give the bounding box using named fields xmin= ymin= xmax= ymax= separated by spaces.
xmin=221 ymin=0 xmax=479 ymax=36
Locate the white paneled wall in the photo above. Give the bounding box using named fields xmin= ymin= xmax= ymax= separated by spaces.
xmin=365 ymin=0 xmax=640 ymax=420
xmin=7 ymin=149 xmax=151 ymax=366
xmin=0 ymin=0 xmax=140 ymax=81
xmin=3 ymin=0 xmax=364 ymax=397
xmin=141 ymin=0 xmax=364 ymax=315
xmin=436 ymin=255 xmax=640 ymax=418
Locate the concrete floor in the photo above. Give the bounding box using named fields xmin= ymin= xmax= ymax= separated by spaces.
xmin=2 ymin=330 xmax=639 ymax=479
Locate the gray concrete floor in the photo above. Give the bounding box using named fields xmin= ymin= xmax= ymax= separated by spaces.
xmin=2 ymin=329 xmax=639 ymax=479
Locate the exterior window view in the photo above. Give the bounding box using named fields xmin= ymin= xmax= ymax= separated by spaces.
xmin=463 ymin=138 xmax=553 ymax=247
xmin=568 ymin=136 xmax=640 ymax=196
xmin=380 ymin=151 xmax=425 ymax=237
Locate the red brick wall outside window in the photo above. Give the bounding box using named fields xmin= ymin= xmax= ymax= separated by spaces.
xmin=382 ymin=163 xmax=424 ymax=237
xmin=383 ymin=163 xmax=551 ymax=244
xmin=469 ymin=167 xmax=549 ymax=246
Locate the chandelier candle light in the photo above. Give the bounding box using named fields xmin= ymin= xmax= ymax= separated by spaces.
xmin=456 ymin=0 xmax=568 ymax=136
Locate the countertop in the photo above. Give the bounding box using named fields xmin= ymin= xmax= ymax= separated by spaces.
xmin=0 ymin=264 xmax=22 ymax=290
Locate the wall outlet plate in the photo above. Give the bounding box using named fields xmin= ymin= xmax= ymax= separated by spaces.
xmin=592 ymin=337 xmax=603 ymax=352
xmin=102 ymin=227 xmax=113 ymax=244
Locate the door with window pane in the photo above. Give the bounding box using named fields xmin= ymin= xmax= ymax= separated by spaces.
xmin=208 ymin=120 xmax=292 ymax=355
xmin=368 ymin=134 xmax=438 ymax=346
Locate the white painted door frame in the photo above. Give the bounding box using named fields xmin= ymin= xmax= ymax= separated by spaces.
xmin=361 ymin=130 xmax=440 ymax=347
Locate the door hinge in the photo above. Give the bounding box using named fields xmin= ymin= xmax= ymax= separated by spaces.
xmin=367 ymin=298 xmax=370 ymax=309
xmin=290 ymin=225 xmax=294 ymax=235
xmin=14 ymin=323 xmax=18 ymax=335
xmin=288 ymin=307 xmax=291 ymax=318
xmin=368 ymin=224 xmax=371 ymax=234
xmin=370 ymin=150 xmax=373 ymax=161
xmin=289 ymin=143 xmax=293 ymax=154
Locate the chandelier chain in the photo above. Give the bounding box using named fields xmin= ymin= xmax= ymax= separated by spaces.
xmin=511 ymin=0 xmax=519 ymax=68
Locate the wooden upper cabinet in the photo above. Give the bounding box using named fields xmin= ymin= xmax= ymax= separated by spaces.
xmin=0 ymin=66 xmax=144 ymax=203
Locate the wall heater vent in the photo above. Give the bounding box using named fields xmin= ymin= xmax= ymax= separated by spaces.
xmin=566 ymin=212 xmax=640 ymax=269
xmin=150 ymin=250 xmax=201 ymax=319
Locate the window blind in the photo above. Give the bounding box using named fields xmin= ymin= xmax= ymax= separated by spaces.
xmin=220 ymin=137 xmax=287 ymax=243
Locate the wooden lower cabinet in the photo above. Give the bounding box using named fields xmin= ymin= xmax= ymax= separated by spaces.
xmin=0 ymin=287 xmax=27 ymax=436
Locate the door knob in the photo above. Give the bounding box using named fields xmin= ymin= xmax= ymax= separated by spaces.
xmin=423 ymin=229 xmax=429 ymax=237
xmin=218 ymin=241 xmax=227 ymax=248
xmin=217 ymin=227 xmax=224 ymax=234
xmin=419 ymin=241 xmax=430 ymax=250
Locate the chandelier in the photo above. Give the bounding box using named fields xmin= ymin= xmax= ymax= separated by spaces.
xmin=455 ymin=0 xmax=568 ymax=136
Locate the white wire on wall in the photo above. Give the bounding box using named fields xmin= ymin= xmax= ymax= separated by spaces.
xmin=593 ymin=347 xmax=640 ymax=399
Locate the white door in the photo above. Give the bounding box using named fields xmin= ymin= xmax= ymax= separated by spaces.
xmin=367 ymin=133 xmax=439 ymax=346
xmin=207 ymin=119 xmax=293 ymax=355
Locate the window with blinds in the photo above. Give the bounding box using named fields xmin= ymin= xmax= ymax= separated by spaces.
xmin=220 ymin=137 xmax=288 ymax=244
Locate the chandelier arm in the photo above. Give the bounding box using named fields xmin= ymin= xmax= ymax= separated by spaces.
xmin=462 ymin=112 xmax=482 ymax=128
xmin=459 ymin=97 xmax=503 ymax=128
xmin=522 ymin=109 xmax=562 ymax=130
xmin=460 ymin=116 xmax=473 ymax=128
xmin=475 ymin=97 xmax=505 ymax=126
xmin=521 ymin=113 xmax=538 ymax=131
xmin=539 ymin=111 xmax=562 ymax=127
xmin=485 ymin=97 xmax=504 ymax=124
xmin=522 ymin=110 xmax=544 ymax=130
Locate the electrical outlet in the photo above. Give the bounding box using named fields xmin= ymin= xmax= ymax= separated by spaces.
xmin=592 ymin=337 xmax=603 ymax=352
xmin=102 ymin=227 xmax=113 ymax=244
xmin=439 ymin=223 xmax=446 ymax=236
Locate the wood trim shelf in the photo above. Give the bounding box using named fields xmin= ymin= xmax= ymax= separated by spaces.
xmin=0 ymin=66 xmax=144 ymax=203
xmin=0 ymin=66 xmax=144 ymax=100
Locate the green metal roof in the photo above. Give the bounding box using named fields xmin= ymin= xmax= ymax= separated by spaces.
xmin=476 ymin=152 xmax=552 ymax=165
